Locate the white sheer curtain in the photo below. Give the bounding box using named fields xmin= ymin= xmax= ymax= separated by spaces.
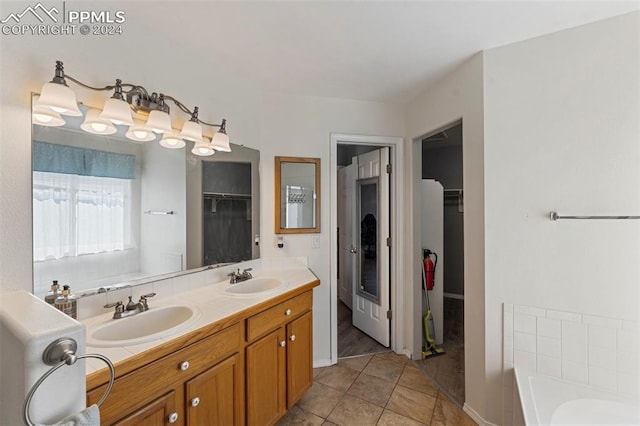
xmin=33 ymin=171 xmax=131 ymax=261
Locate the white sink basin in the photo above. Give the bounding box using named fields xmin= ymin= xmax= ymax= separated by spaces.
xmin=224 ymin=277 xmax=285 ymax=295
xmin=87 ymin=305 xmax=199 ymax=347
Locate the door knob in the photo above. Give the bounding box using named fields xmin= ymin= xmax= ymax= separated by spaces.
xmin=180 ymin=361 xmax=190 ymax=371
xmin=290 ymin=335 xmax=296 ymax=341
xmin=168 ymin=412 xmax=178 ymax=423
xmin=280 ymin=340 xmax=286 ymax=347
xmin=191 ymin=397 xmax=200 ymax=407
xmin=285 ymin=309 xmax=292 ymax=316
xmin=350 ymin=247 xmax=357 ymax=253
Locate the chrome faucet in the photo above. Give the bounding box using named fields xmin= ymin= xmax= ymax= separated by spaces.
xmin=104 ymin=293 xmax=156 ymax=319
xmin=228 ymin=268 xmax=253 ymax=284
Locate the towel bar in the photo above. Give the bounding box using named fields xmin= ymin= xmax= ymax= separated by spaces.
xmin=550 ymin=211 xmax=640 ymax=221
xmin=23 ymin=338 xmax=115 ymax=426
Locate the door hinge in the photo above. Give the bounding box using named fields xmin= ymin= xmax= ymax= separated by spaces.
xmin=386 ymin=237 xmax=392 ymax=247
xmin=386 ymin=164 xmax=392 ymax=174
xmin=387 ymin=310 xmax=392 ymax=320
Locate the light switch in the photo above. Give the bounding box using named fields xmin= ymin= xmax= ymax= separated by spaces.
xmin=312 ymin=236 xmax=320 ymax=249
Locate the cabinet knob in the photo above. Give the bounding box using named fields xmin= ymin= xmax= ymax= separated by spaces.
xmin=280 ymin=340 xmax=286 ymax=347
xmin=290 ymin=334 xmax=296 ymax=341
xmin=168 ymin=412 xmax=178 ymax=423
xmin=191 ymin=397 xmax=200 ymax=407
xmin=180 ymin=361 xmax=190 ymax=371
xmin=285 ymin=309 xmax=292 ymax=316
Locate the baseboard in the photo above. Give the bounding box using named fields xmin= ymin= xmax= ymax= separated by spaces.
xmin=444 ymin=292 xmax=464 ymax=300
xmin=463 ymin=403 xmax=499 ymax=426
xmin=313 ymin=358 xmax=333 ymax=368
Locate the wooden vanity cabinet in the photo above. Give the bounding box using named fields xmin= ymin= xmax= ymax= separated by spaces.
xmin=87 ymin=283 xmax=318 ymax=426
xmin=246 ymin=291 xmax=313 ymax=426
xmin=87 ymin=323 xmax=243 ymax=425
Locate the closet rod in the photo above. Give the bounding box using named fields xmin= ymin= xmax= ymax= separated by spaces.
xmin=550 ymin=211 xmax=640 ymax=221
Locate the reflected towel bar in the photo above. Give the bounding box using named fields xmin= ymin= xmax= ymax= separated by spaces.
xmin=550 ymin=211 xmax=640 ymax=221
xmin=144 ymin=210 xmax=175 ymax=215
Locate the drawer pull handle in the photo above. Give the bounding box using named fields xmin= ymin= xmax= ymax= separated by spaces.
xmin=290 ymin=334 xmax=296 ymax=341
xmin=285 ymin=309 xmax=292 ymax=316
xmin=191 ymin=397 xmax=200 ymax=407
xmin=180 ymin=361 xmax=190 ymax=371
xmin=168 ymin=412 xmax=178 ymax=423
xmin=280 ymin=340 xmax=286 ymax=347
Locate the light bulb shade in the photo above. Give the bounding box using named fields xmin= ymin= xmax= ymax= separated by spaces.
xmin=211 ymin=131 xmax=231 ymax=152
xmin=145 ymin=110 xmax=173 ymax=134
xmin=125 ymin=120 xmax=156 ymax=142
xmin=80 ymin=108 xmax=117 ymax=135
xmin=99 ymin=98 xmax=134 ymax=126
xmin=191 ymin=139 xmax=215 ymax=156
xmin=159 ymin=133 xmax=186 ymax=149
xmin=35 ymin=81 xmax=82 ymax=116
xmin=179 ymin=120 xmax=204 ymax=142
xmin=32 ymin=104 xmax=65 ymax=127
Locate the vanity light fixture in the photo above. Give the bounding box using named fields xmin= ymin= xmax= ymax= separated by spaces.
xmin=34 ymin=61 xmax=231 ymax=155
xmin=32 ymin=103 xmax=66 ymax=127
xmin=80 ymin=109 xmax=118 ymax=135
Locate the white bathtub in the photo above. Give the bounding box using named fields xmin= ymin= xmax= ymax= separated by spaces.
xmin=514 ymin=368 xmax=640 ymax=425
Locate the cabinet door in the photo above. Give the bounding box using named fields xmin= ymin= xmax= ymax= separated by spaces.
xmin=185 ymin=354 xmax=242 ymax=426
xmin=246 ymin=328 xmax=286 ymax=426
xmin=286 ymin=311 xmax=313 ymax=408
xmin=113 ymin=390 xmax=180 ymax=426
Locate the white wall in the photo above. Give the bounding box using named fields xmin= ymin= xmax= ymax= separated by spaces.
xmin=483 ymin=11 xmax=640 ymax=424
xmin=0 ymin=16 xmax=405 ymax=367
xmin=405 ymin=53 xmax=486 ymax=420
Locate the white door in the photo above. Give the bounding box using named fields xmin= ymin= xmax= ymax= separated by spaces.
xmin=351 ymin=147 xmax=390 ymax=347
xmin=337 ymin=163 xmax=356 ymax=309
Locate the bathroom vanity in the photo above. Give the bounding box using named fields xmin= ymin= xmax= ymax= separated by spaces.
xmin=83 ymin=264 xmax=319 ymax=425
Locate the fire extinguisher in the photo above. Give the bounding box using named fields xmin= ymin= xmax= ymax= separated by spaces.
xmin=423 ymin=249 xmax=438 ymax=291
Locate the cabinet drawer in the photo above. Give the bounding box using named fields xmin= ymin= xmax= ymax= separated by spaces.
xmin=88 ymin=323 xmax=241 ymax=424
xmin=246 ymin=291 xmax=312 ymax=341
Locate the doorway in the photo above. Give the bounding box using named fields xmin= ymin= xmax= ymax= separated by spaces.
xmin=414 ymin=122 xmax=465 ymax=405
xmin=330 ymin=134 xmax=404 ymax=364
xmin=336 ymin=145 xmax=391 ymax=358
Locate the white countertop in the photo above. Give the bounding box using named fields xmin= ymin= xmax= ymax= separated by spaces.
xmin=82 ymin=260 xmax=318 ymax=375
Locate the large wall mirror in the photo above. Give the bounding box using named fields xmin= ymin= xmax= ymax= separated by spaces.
xmin=31 ymin=96 xmax=260 ymax=298
xmin=275 ymin=156 xmax=320 ymax=234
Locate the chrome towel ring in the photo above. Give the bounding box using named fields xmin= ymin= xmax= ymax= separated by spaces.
xmin=23 ymin=337 xmax=115 ymax=426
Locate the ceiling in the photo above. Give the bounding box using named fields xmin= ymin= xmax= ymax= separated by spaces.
xmin=119 ymin=1 xmax=639 ymax=104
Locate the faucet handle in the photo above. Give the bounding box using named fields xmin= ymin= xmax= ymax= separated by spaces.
xmin=140 ymin=293 xmax=156 ymax=299
xmin=243 ymin=268 xmax=253 ymax=272
xmin=104 ymin=301 xmax=124 ymax=313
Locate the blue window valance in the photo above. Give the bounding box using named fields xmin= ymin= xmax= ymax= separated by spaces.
xmin=33 ymin=141 xmax=136 ymax=179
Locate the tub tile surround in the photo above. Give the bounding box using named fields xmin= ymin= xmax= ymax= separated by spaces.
xmin=503 ymin=303 xmax=640 ymax=426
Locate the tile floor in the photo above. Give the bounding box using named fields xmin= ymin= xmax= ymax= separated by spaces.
xmin=277 ymin=352 xmax=476 ymax=426
xmin=413 ymin=298 xmax=465 ymax=405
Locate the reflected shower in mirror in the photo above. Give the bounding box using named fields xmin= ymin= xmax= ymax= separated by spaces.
xmin=32 ymin=99 xmax=260 ymax=298
xmin=357 ymin=177 xmax=379 ymax=303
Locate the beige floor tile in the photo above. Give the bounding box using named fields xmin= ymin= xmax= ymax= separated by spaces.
xmin=374 ymin=351 xmax=412 ymax=365
xmin=338 ymin=354 xmax=373 ymax=372
xmin=362 ymin=357 xmax=405 ymax=383
xmin=431 ymin=394 xmax=476 ymax=426
xmin=398 ymin=366 xmax=439 ymax=397
xmin=322 ymin=422 xmax=339 ymax=426
xmin=326 ymin=394 xmax=384 ymax=426
xmin=297 ymin=381 xmax=345 ymax=418
xmin=386 ymin=385 xmax=436 ymax=425
xmin=276 ymin=405 xmax=325 ymax=425
xmin=315 ymin=364 xmax=360 ymax=391
xmin=347 ymin=372 xmax=395 ymax=407
xmin=377 ymin=409 xmax=427 ymax=426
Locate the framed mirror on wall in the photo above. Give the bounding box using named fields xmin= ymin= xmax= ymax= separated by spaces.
xmin=275 ymin=156 xmax=320 ymax=234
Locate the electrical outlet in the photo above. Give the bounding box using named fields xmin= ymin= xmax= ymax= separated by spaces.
xmin=311 ymin=236 xmax=320 ymax=249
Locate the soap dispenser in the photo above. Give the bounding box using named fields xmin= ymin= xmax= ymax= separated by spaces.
xmin=54 ymin=285 xmax=78 ymax=319
xmin=44 ymin=280 xmax=60 ymax=306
